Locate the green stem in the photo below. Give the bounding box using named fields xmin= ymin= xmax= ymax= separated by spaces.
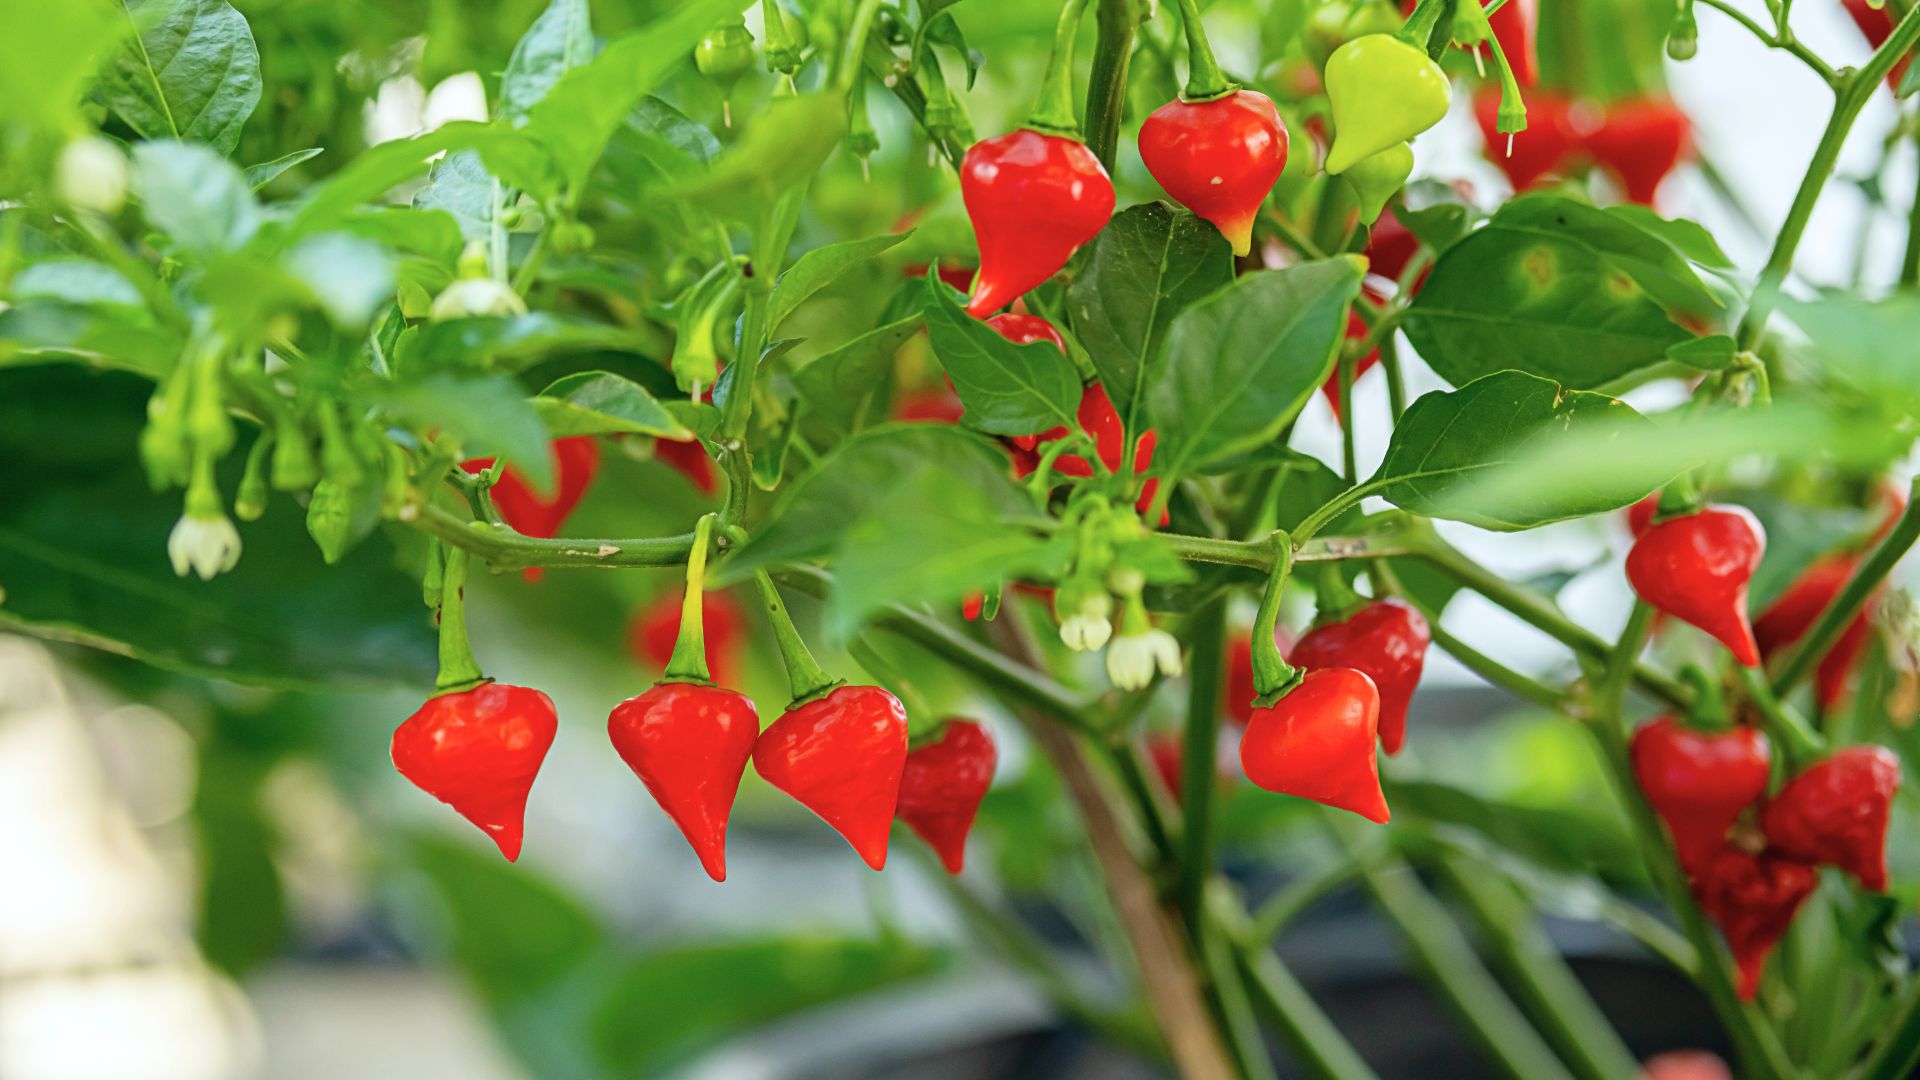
xmin=1162 ymin=527 xmax=1426 ymax=569
xmin=1170 ymin=0 xmax=1233 ymax=100
xmin=1904 ymin=129 xmax=1920 ymax=290
xmin=1375 ymin=561 xmax=1566 ymax=710
xmin=1735 ymin=666 xmax=1825 ymax=765
xmin=662 ymin=514 xmax=718 ymax=683
xmin=1200 ymin=917 xmax=1282 ymax=1080
xmin=1595 ymin=602 xmax=1654 ymax=724
xmin=1735 ymin=9 xmax=1920 ymax=349
xmin=434 ymin=545 xmax=486 ymax=693
xmin=1398 ymin=0 xmax=1451 ymax=50
xmin=1380 ymin=333 xmax=1408 ymax=421
xmin=1772 ymin=474 xmax=1920 ymax=698
xmin=1084 ymin=0 xmax=1145 ymax=171
xmin=836 ymin=0 xmax=888 ymax=92
xmin=411 ymin=501 xmax=695 ymax=569
xmin=1292 ymin=481 xmax=1387 ymax=543
xmin=1694 ymin=0 xmax=1837 ymax=82
xmin=1854 ymin=978 xmax=1920 ymax=1080
xmin=1029 ymin=0 xmax=1097 ymax=135
xmin=866 ymin=36 xmax=965 ymax=168
xmin=1113 ymin=741 xmax=1177 ymax=858
xmin=1242 ymin=845 xmax=1384 ymax=945
xmin=1215 ymin=895 xmax=1383 ymax=1080
xmin=1338 ymin=350 xmax=1358 ymax=483
xmin=749 ymin=568 xmax=843 ymax=705
xmin=1250 ymin=535 xmax=1299 ymax=701
xmin=1175 ymin=594 xmax=1227 ymax=944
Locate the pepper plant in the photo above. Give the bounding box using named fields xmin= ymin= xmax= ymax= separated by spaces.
xmin=5 ymin=0 xmax=1920 ymax=1076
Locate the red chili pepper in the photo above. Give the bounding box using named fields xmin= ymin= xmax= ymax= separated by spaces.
xmin=460 ymin=435 xmax=601 ymax=582
xmin=1240 ymin=667 xmax=1390 ymax=823
xmin=1586 ymin=98 xmax=1692 ymax=207
xmin=1626 ymin=505 xmax=1765 ymax=666
xmin=1841 ymin=0 xmax=1913 ymax=89
xmin=1287 ymin=598 xmax=1430 ymax=756
xmin=629 ymin=588 xmax=746 ymax=689
xmin=1753 ymin=555 xmax=1874 ymax=712
xmin=1138 ymin=89 xmax=1289 ymax=256
xmin=752 ymin=684 xmax=909 ymax=869
xmin=1630 ymin=716 xmax=1772 ymax=873
xmin=961 ymin=129 xmax=1115 ymax=317
xmin=896 ymin=719 xmax=998 ymax=874
xmin=608 ymin=681 xmax=759 ymax=881
xmin=1639 ymin=1050 xmax=1734 ymax=1080
xmin=1474 ymin=88 xmax=1578 ymax=192
xmin=391 ymin=681 xmax=558 ymax=861
xmin=1761 ymin=745 xmax=1901 ymax=892
xmin=654 ymin=436 xmax=717 ymax=495
xmin=893 ymin=386 xmax=967 ymax=424
xmin=1690 ymin=843 xmax=1818 ymax=1001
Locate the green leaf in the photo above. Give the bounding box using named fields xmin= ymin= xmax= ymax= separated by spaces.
xmin=1899 ymin=53 xmax=1920 ymax=98
xmin=404 ymin=834 xmax=603 ymax=1003
xmin=401 ymin=313 xmax=648 ymax=374
xmin=500 ymin=0 xmax=598 ymax=124
xmin=0 ymin=303 xmax=180 ymax=374
xmin=194 ymin=741 xmax=289 ymax=976
xmin=768 ymin=231 xmax=912 ymax=331
xmin=1372 ymin=370 xmax=1663 ymax=529
xmin=0 ymin=1 xmax=122 ymax=131
xmin=664 ymin=92 xmax=847 ymax=216
xmin=1780 ymin=292 xmax=1920 ymax=411
xmin=0 ymin=366 xmax=435 ymax=689
xmin=131 ymin=140 xmax=260 ymax=254
xmin=243 ymin=147 xmax=323 ymax=190
xmin=525 ymin=0 xmax=752 ymax=191
xmin=533 ymin=371 xmax=691 ymax=439
xmin=1066 ymin=202 xmax=1235 ymax=432
xmin=102 ymin=0 xmax=262 ymax=155
xmin=12 ymin=259 xmax=146 ymax=311
xmin=373 ymin=373 xmax=554 ymax=491
xmin=922 ymin=275 xmax=1080 ymax=436
xmin=1666 ymin=334 xmax=1736 ymax=371
xmin=1395 ymin=179 xmax=1476 ymax=253
xmin=290 ymin=123 xmax=547 ymax=236
xmin=792 ymin=314 xmax=925 ymax=441
xmin=1607 ymin=204 xmax=1735 ymax=270
xmin=1403 ymin=195 xmax=1702 ymax=388
xmin=412 ymin=150 xmax=498 ymax=244
xmin=284 ymin=233 xmax=396 ymax=328
xmin=1148 ymin=257 xmax=1364 ymax=477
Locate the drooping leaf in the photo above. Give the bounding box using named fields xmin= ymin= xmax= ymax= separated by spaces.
xmin=769 ymin=231 xmax=912 ymax=331
xmin=131 ymin=140 xmax=260 ymax=254
xmin=1607 ymin=204 xmax=1735 ymax=271
xmin=11 ymin=259 xmax=147 ymax=311
xmin=500 ymin=0 xmax=598 ymax=124
xmin=412 ymin=150 xmax=499 ymax=244
xmin=922 ymin=275 xmax=1081 ymax=437
xmin=0 ymin=303 xmax=180 ymax=374
xmin=1066 ymin=202 xmax=1235 ymax=432
xmin=102 ymin=0 xmax=262 ymax=155
xmin=533 ymin=371 xmax=691 ymax=439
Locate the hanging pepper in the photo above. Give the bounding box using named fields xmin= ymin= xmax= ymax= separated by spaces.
xmin=460 ymin=435 xmax=601 ymax=582
xmin=608 ymin=517 xmax=759 ymax=881
xmin=695 ymin=20 xmax=755 ymax=126
xmin=1630 ymin=715 xmax=1772 ymax=873
xmin=1322 ymin=13 xmax=1452 ymax=176
xmin=1586 ymin=98 xmax=1692 ymax=206
xmin=1690 ymin=843 xmax=1819 ymax=1001
xmin=1626 ymin=505 xmax=1765 ymax=666
xmin=745 ymin=568 xmax=907 ymax=869
xmin=1341 ymin=142 xmax=1415 ymax=227
xmin=1754 ymin=555 xmax=1876 ymax=712
xmin=1761 ymin=745 xmax=1901 ymax=892
xmin=896 ymin=719 xmax=998 ymax=874
xmin=1287 ymin=597 xmax=1430 ymax=756
xmin=391 ymin=547 xmax=556 ymax=862
xmin=960 ymin=0 xmax=1114 ymax=317
xmin=1241 ymin=668 xmax=1390 ymax=822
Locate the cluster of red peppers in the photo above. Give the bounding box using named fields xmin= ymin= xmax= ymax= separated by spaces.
xmin=1473 ymin=90 xmax=1692 ymax=205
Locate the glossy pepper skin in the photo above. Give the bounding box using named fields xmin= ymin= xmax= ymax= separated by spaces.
xmin=1323 ymin=35 xmax=1451 ymax=175
xmin=1691 ymin=844 xmax=1819 ymax=1001
xmin=960 ymin=130 xmax=1115 ymax=317
xmin=896 ymin=719 xmax=998 ymax=874
xmin=1240 ymin=668 xmax=1390 ymax=823
xmin=1138 ymin=89 xmax=1289 ymax=256
xmin=1630 ymin=717 xmax=1772 ymax=873
xmin=391 ymin=682 xmax=558 ymax=862
xmin=629 ymin=589 xmax=746 ymax=690
xmin=608 ymin=682 xmax=759 ymax=881
xmin=1342 ymin=142 xmax=1414 ymax=226
xmin=461 ymin=436 xmax=601 ymax=582
xmin=1754 ymin=555 xmax=1874 ymax=712
xmin=753 ymin=685 xmax=909 ymax=870
xmin=1626 ymin=505 xmax=1765 ymax=666
xmin=1287 ymin=599 xmax=1430 ymax=755
xmin=1587 ymin=98 xmax=1691 ymax=206
xmin=1761 ymin=745 xmax=1901 ymax=892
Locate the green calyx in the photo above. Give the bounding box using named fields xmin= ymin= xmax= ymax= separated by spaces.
xmin=662 ymin=514 xmax=721 ymax=685
xmin=1171 ymin=0 xmax=1237 ymax=101
xmin=1342 ymin=142 xmax=1415 ymax=225
xmin=1323 ymin=34 xmax=1452 ymax=174
xmin=1678 ymin=665 xmax=1732 ymax=733
xmin=761 ymin=1 xmax=805 ymax=77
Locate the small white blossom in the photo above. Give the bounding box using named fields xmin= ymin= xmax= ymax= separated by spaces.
xmin=430 ymin=277 xmax=528 ymax=321
xmin=1061 ymin=611 xmax=1113 ymax=652
xmin=55 ymin=136 xmax=129 ymax=215
xmin=168 ymin=513 xmax=242 ymax=580
xmin=1106 ymin=628 xmax=1183 ymax=691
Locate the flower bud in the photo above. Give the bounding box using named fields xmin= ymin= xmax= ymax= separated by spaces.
xmin=55 ymin=135 xmax=129 ymax=215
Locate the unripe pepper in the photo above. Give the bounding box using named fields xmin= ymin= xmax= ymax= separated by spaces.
xmin=1630 ymin=716 xmax=1772 ymax=873
xmin=461 ymin=436 xmax=601 ymax=582
xmin=1690 ymin=843 xmax=1818 ymax=1001
xmin=1287 ymin=598 xmax=1430 ymax=755
xmin=896 ymin=719 xmax=998 ymax=874
xmin=1323 ymin=34 xmax=1451 ymax=175
xmin=960 ymin=130 xmax=1114 ymax=317
xmin=1761 ymin=745 xmax=1901 ymax=892
xmin=1753 ymin=555 xmax=1874 ymax=712
xmin=1626 ymin=505 xmax=1765 ymax=666
xmin=1586 ymin=98 xmax=1691 ymax=206
xmin=1341 ymin=142 xmax=1415 ymax=227
xmin=753 ymin=684 xmax=909 ymax=870
xmin=1240 ymin=667 xmax=1390 ymax=823
xmin=1138 ymin=89 xmax=1289 ymax=256
xmin=392 ymin=682 xmax=558 ymax=862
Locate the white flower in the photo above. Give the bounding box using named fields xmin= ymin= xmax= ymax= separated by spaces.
xmin=429 ymin=277 xmax=528 ymax=321
xmin=1106 ymin=628 xmax=1183 ymax=691
xmin=423 ymin=72 xmax=488 ymax=129
xmin=54 ymin=136 xmax=129 ymax=215
xmin=1055 ymin=580 xmax=1113 ymax=651
xmin=168 ymin=513 xmax=242 ymax=580
xmin=365 ymin=71 xmax=487 ymax=147
xmin=1061 ymin=611 xmax=1113 ymax=652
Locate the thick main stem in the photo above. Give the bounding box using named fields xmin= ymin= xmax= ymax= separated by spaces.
xmin=1175 ymin=595 xmax=1228 ymax=943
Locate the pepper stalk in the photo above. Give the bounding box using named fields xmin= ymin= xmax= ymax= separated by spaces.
xmin=1250 ymin=533 xmax=1304 ymax=706
xmin=434 ymin=544 xmax=488 ymax=695
xmin=1027 ymin=0 xmax=1098 ymax=136
xmin=1169 ymin=0 xmax=1235 ymax=101
xmin=663 ymin=514 xmax=721 ymax=684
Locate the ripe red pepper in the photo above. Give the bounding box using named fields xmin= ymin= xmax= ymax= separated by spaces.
xmin=654 ymin=435 xmax=717 ymax=495
xmin=753 ymin=684 xmax=909 ymax=870
xmin=1287 ymin=598 xmax=1430 ymax=756
xmin=461 ymin=435 xmax=601 ymax=582
xmin=1754 ymin=555 xmax=1875 ymax=712
xmin=896 ymin=719 xmax=998 ymax=874
xmin=1474 ymin=88 xmax=1577 ymax=192
xmin=1761 ymin=745 xmax=1901 ymax=892
xmin=1240 ymin=667 xmax=1390 ymax=823
xmin=1626 ymin=505 xmax=1765 ymax=666
xmin=1138 ymin=89 xmax=1289 ymax=256
xmin=629 ymin=588 xmax=746 ymax=689
xmin=608 ymin=682 xmax=759 ymax=881
xmin=1640 ymin=1051 xmax=1734 ymax=1080
xmin=960 ymin=129 xmax=1115 ymax=317
xmin=1630 ymin=716 xmax=1772 ymax=873
xmin=391 ymin=681 xmax=558 ymax=861
xmin=1690 ymin=843 xmax=1819 ymax=1001
xmin=1586 ymin=98 xmax=1691 ymax=207
xmin=893 ymin=386 xmax=967 ymax=424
